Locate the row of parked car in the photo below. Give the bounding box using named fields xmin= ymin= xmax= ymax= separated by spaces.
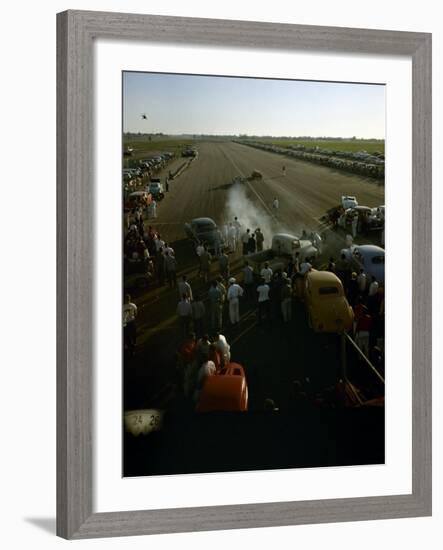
xmin=236 ymin=140 xmax=385 ymax=179
xmin=123 ymin=151 xmax=175 ymax=185
xmin=123 ymin=151 xmax=176 ymax=211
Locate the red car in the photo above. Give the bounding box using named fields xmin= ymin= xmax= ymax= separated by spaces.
xmin=196 ymin=363 xmax=248 ymax=412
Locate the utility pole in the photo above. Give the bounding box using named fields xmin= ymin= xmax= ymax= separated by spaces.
xmin=340 ymin=331 xmax=347 ymax=381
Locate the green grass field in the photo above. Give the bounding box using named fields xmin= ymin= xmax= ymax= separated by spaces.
xmin=258 ymin=138 xmax=385 ymax=154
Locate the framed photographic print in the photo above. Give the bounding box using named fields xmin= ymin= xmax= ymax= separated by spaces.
xmin=57 ymin=10 xmax=432 ymax=539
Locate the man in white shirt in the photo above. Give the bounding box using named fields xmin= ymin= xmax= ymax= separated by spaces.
xmin=300 ymin=259 xmax=312 ymax=275
xmin=196 ymin=241 xmax=205 ymax=257
xmin=195 ymin=241 xmax=205 ymax=276
xmin=213 ymin=332 xmax=231 ymax=366
xmin=178 ymin=275 xmax=193 ymax=300
xmin=194 ymin=359 xmax=217 ymax=402
xmin=149 ymin=199 xmax=157 ymax=219
xmin=357 ymin=269 xmax=367 ymax=294
xmin=227 ymin=277 xmax=244 ymax=325
xmin=164 ymin=242 xmax=175 ymax=257
xmin=154 ymin=234 xmax=165 ymax=253
xmin=256 ymin=279 xmax=270 ymax=322
xmin=368 ymin=276 xmax=379 ymax=297
xmin=123 ymin=294 xmax=138 ymax=355
xmin=260 ymin=262 xmax=273 ymax=284
xmin=233 ymin=217 xmax=242 ymax=241
xmin=272 ymin=197 xmax=279 ymax=211
xmin=228 ymin=223 xmax=237 ymax=251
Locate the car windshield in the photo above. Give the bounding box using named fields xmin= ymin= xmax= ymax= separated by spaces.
xmin=371 ymin=255 xmax=385 ymax=264
xmin=318 ymin=287 xmax=339 ymax=295
xmin=196 ymin=223 xmax=215 ymax=233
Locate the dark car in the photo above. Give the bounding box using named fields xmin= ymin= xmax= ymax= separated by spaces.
xmin=339 ymin=206 xmax=384 ymax=234
xmin=184 ymin=217 xmax=224 ymax=253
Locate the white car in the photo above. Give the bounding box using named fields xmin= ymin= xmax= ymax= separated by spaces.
xmin=341 ymin=244 xmax=385 ymax=285
xmin=341 ymin=195 xmax=358 ymax=209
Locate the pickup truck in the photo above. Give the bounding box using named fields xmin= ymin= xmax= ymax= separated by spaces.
xmin=247 ymin=233 xmax=318 ymax=273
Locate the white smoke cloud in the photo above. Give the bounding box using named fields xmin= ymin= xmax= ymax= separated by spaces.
xmin=223 ymin=182 xmax=315 ymax=248
xmin=223 ymin=183 xmax=275 ymax=248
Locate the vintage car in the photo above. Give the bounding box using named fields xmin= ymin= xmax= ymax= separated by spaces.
xmin=304 ymin=270 xmax=354 ymax=333
xmin=338 ymin=206 xmax=383 ymax=233
xmin=196 ymin=363 xmax=248 ymax=412
xmin=249 ymin=169 xmax=263 ymax=180
xmin=124 ymin=191 xmax=152 ymax=211
xmin=341 ymin=195 xmax=358 ymax=209
xmin=184 ymin=217 xmax=225 ymax=253
xmin=376 ymin=205 xmax=385 ymax=221
xmin=182 ymin=147 xmax=198 ymax=157
xmin=146 ymin=179 xmax=164 ymax=200
xmin=248 ymin=232 xmax=318 ymax=273
xmin=341 ymin=244 xmax=385 ymax=285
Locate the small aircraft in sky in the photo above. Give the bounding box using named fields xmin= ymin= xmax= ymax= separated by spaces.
xmin=141 ymin=113 xmax=147 ymax=120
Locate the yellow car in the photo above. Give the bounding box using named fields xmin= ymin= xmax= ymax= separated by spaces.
xmin=304 ymin=271 xmax=354 ymax=333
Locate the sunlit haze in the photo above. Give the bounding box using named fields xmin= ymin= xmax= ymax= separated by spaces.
xmin=123 ymin=72 xmax=385 ymax=139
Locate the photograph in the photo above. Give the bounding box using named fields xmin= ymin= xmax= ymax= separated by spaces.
xmin=122 ymin=71 xmax=386 ymax=477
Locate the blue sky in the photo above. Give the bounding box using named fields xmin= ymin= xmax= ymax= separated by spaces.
xmin=123 ymin=72 xmax=385 ymax=138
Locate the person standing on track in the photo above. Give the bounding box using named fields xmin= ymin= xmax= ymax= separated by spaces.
xmin=228 ymin=223 xmax=237 ymax=252
xmin=280 ymin=273 xmax=293 ymax=322
xmin=218 ymin=250 xmax=230 ymax=281
xmin=242 ymin=260 xmax=255 ymax=299
xmin=178 ymin=274 xmax=193 ymax=300
xmin=208 ymin=280 xmax=223 ymax=332
xmin=247 ymin=232 xmax=256 ymax=255
xmin=164 ymin=250 xmax=177 ymax=288
xmin=272 ymin=197 xmax=279 ymax=212
xmin=260 ymin=261 xmax=273 ymax=284
xmin=256 ymin=278 xmax=271 ymax=323
xmin=255 ymin=228 xmax=264 ymax=252
xmin=214 ymin=229 xmax=222 ymax=257
xmin=241 ymin=229 xmax=250 ymax=255
xmin=199 ymin=245 xmax=212 ymax=283
xmin=191 ymin=294 xmax=206 ymax=337
xmin=233 ymin=217 xmax=242 ymax=248
xmin=176 ymin=294 xmax=193 ymax=337
xmin=282 ymin=165 xmax=286 ymax=176
xmin=227 ymin=277 xmax=244 ymax=325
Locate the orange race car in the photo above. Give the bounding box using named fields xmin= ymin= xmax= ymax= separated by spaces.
xmin=196 ymin=363 xmax=248 ymax=412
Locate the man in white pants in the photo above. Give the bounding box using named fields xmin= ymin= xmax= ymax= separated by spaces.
xmin=227 ymin=277 xmax=244 ymax=325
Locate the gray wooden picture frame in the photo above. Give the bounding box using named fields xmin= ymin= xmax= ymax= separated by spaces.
xmin=57 ymin=9 xmax=432 ymax=539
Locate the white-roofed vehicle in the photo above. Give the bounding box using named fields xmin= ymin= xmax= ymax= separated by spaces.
xmin=146 ymin=179 xmax=164 ymax=200
xmin=341 ymin=195 xmax=358 ymax=209
xmin=248 ymin=232 xmax=318 ymax=273
xmin=341 ymin=244 xmax=385 ymax=285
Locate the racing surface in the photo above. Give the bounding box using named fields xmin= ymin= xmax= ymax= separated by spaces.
xmin=124 ymin=140 xmax=385 ymax=477
xmin=151 ymin=140 xmax=384 ymax=245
